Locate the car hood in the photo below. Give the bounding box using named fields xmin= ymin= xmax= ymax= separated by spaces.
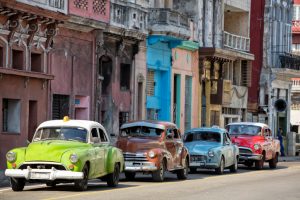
xmin=25 ymin=140 xmax=89 ymax=162
xmin=116 ymin=137 xmax=163 ymax=153
xmin=185 ymin=141 xmax=220 ymax=154
xmin=231 ymin=135 xmax=264 ymax=148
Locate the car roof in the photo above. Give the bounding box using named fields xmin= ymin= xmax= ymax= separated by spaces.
xmin=120 ymin=120 xmax=176 ymax=130
xmin=226 ymin=122 xmax=269 ymax=128
xmin=37 ymin=119 xmax=106 ymax=131
xmin=185 ymin=127 xmax=226 ymax=134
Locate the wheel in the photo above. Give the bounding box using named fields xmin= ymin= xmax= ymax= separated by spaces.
xmin=189 ymin=167 xmax=197 ymax=173
xmin=125 ymin=172 xmax=136 ymax=181
xmin=215 ymin=157 xmax=225 ymax=175
xmin=255 ymin=157 xmax=265 ymax=170
xmin=230 ymin=156 xmax=238 ymax=173
xmin=177 ymin=158 xmax=188 ymax=180
xmin=107 ymin=163 xmax=120 ymax=187
xmin=152 ymin=160 xmax=165 ymax=182
xmin=10 ymin=178 xmax=25 ymax=192
xmin=269 ymin=153 xmax=278 ymax=169
xmin=74 ymin=164 xmax=89 ymax=191
xmin=46 ymin=181 xmax=56 ymax=187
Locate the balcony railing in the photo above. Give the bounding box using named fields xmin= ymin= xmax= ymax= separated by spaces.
xmin=149 ymin=8 xmax=189 ymax=28
xmin=148 ymin=8 xmax=190 ymax=39
xmin=223 ymin=31 xmax=250 ymax=52
xmin=17 ymin=0 xmax=68 ymax=14
xmin=279 ymin=53 xmax=300 ymax=70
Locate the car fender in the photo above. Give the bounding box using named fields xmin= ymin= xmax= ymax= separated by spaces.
xmin=106 ymin=147 xmax=124 ymax=173
xmin=6 ymin=147 xmax=27 ymax=169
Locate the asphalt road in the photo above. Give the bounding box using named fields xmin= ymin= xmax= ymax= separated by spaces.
xmin=1 ymin=162 xmax=300 ymax=200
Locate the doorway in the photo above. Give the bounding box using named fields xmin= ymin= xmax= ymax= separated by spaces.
xmin=28 ymin=101 xmax=37 ymax=142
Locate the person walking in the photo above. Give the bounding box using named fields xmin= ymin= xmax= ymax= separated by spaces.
xmin=278 ymin=128 xmax=286 ymax=156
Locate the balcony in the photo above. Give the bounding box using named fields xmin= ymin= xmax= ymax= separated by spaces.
xmin=279 ymin=53 xmax=300 ymax=71
xmin=223 ymin=31 xmax=250 ymax=52
xmin=148 ymin=8 xmax=190 ymax=39
xmin=110 ymin=0 xmax=148 ymax=37
xmin=17 ymin=0 xmax=68 ymax=14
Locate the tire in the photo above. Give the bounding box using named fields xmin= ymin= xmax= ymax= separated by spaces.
xmin=46 ymin=181 xmax=56 ymax=187
xmin=255 ymin=157 xmax=265 ymax=170
xmin=230 ymin=157 xmax=238 ymax=173
xmin=177 ymin=158 xmax=188 ymax=180
xmin=215 ymin=157 xmax=225 ymax=175
xmin=152 ymin=160 xmax=165 ymax=182
xmin=10 ymin=178 xmax=25 ymax=192
xmin=269 ymin=153 xmax=278 ymax=169
xmin=189 ymin=167 xmax=197 ymax=173
xmin=107 ymin=163 xmax=120 ymax=187
xmin=125 ymin=172 xmax=136 ymax=181
xmin=74 ymin=164 xmax=89 ymax=191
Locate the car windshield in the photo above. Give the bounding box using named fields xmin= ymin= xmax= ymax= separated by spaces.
xmin=227 ymin=125 xmax=262 ymax=136
xmin=184 ymin=131 xmax=221 ymax=143
xmin=33 ymin=127 xmax=88 ymax=142
xmin=120 ymin=126 xmax=163 ymax=137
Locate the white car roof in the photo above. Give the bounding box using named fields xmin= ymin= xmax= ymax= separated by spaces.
xmin=37 ymin=119 xmax=105 ymax=131
xmin=227 ymin=122 xmax=269 ymax=128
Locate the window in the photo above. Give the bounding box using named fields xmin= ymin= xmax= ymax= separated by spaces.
xmin=31 ymin=53 xmax=42 ymax=72
xmin=173 ymin=129 xmax=180 ymax=139
xmin=294 ymin=6 xmax=300 ymax=20
xmin=0 ymin=46 xmax=3 ymax=67
xmin=98 ymin=128 xmax=108 ymax=142
xmin=12 ymin=49 xmax=24 ymax=70
xmin=241 ymin=60 xmax=251 ymax=87
xmin=91 ymin=128 xmax=100 ymax=143
xmin=52 ymin=94 xmax=69 ymax=120
xmin=2 ymin=99 xmax=21 ymax=133
xmin=146 ymin=70 xmax=155 ymax=96
xmin=119 ymin=112 xmax=129 ymax=127
xmin=120 ymin=64 xmax=131 ymax=91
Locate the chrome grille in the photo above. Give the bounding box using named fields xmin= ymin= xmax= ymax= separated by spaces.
xmin=239 ymin=147 xmax=253 ymax=155
xmin=19 ymin=163 xmax=66 ymax=170
xmin=123 ymin=152 xmax=148 ymax=162
xmin=190 ymin=155 xmax=207 ymax=162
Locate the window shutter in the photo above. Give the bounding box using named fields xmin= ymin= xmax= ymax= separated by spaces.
xmin=241 ymin=60 xmax=251 ymax=87
xmin=147 ymin=70 xmax=155 ymax=96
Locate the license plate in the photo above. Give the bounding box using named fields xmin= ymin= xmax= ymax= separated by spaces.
xmin=125 ymin=161 xmax=140 ymax=166
xmin=31 ymin=172 xmax=50 ymax=179
xmin=190 ymin=162 xmax=205 ymax=167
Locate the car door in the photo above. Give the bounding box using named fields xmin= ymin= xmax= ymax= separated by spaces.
xmin=90 ymin=127 xmax=103 ymax=176
xmin=165 ymin=128 xmax=177 ymax=168
xmin=223 ymin=132 xmax=234 ymax=167
xmin=173 ymin=128 xmax=183 ymax=167
xmin=98 ymin=127 xmax=109 ymax=174
xmin=264 ymin=128 xmax=273 ymax=160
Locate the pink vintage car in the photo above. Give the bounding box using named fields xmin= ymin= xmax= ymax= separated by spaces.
xmin=226 ymin=122 xmax=280 ymax=170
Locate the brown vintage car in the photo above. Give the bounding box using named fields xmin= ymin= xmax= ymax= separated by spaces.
xmin=116 ymin=120 xmax=189 ymax=182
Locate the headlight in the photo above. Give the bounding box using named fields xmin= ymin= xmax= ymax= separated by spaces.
xmin=6 ymin=151 xmax=16 ymax=163
xmin=254 ymin=144 xmax=261 ymax=150
xmin=148 ymin=151 xmax=156 ymax=158
xmin=208 ymin=150 xmax=215 ymax=157
xmin=69 ymin=153 xmax=79 ymax=163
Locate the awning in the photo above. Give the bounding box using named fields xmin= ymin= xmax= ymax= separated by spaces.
xmin=291 ymin=110 xmax=300 ymax=126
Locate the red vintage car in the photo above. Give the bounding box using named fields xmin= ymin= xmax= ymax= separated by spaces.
xmin=226 ymin=122 xmax=280 ymax=170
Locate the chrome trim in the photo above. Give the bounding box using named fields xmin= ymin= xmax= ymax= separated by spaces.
xmin=120 ymin=122 xmax=165 ymax=130
xmin=124 ymin=161 xmax=157 ymax=172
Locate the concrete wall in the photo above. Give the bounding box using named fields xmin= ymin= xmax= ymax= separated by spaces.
xmin=50 ymin=27 xmax=94 ymax=120
xmin=0 ymin=75 xmax=49 ymax=169
xmin=224 ymin=12 xmax=249 ymax=37
xmin=224 ymin=0 xmax=250 ymax=12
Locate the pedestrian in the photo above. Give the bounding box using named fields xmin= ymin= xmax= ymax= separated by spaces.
xmin=278 ymin=128 xmax=285 ymax=156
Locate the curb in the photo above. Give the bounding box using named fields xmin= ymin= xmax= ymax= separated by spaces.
xmin=278 ymin=156 xmax=300 ymax=162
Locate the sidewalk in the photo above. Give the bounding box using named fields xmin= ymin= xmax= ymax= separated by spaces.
xmin=0 ymin=170 xmax=9 ymax=188
xmin=278 ymin=156 xmax=300 ymax=162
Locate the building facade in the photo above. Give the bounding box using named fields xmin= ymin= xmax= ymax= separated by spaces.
xmin=0 ymin=0 xmax=65 ymax=168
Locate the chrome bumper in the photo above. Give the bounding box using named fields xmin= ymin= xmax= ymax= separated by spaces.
xmin=5 ymin=167 xmax=83 ymax=180
xmin=190 ymin=162 xmax=219 ymax=169
xmin=239 ymin=154 xmax=263 ymax=161
xmin=124 ymin=161 xmax=157 ymax=171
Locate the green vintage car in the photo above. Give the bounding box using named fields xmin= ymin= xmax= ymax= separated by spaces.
xmin=5 ymin=117 xmax=124 ymax=191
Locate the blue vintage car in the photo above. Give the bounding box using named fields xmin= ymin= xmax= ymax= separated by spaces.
xmin=184 ymin=127 xmax=239 ymax=174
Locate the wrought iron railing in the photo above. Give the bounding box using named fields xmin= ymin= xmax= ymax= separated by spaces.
xmin=223 ymin=31 xmax=250 ymax=52
xmin=17 ymin=0 xmax=68 ymax=14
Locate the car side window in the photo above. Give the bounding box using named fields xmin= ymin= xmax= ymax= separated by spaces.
xmin=91 ymin=128 xmax=100 ymax=143
xmin=225 ymin=133 xmax=231 ymax=144
xmin=264 ymin=128 xmax=271 ymax=137
xmin=98 ymin=128 xmax=108 ymax=142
